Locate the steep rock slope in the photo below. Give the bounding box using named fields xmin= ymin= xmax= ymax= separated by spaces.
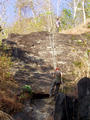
xmin=6 ymin=30 xmax=90 ymax=94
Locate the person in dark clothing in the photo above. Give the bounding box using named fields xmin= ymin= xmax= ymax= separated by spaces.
xmin=56 ymin=18 xmax=60 ymax=32
xmin=0 ymin=25 xmax=4 ymax=34
xmin=50 ymin=67 xmax=62 ymax=98
xmin=0 ymin=25 xmax=2 ymax=32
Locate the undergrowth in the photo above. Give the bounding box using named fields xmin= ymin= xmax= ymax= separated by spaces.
xmin=72 ymin=38 xmax=90 ymax=84
xmin=0 ymin=92 xmax=22 ymax=114
xmin=8 ymin=17 xmax=48 ymax=34
xmin=0 ymin=42 xmax=22 ymax=114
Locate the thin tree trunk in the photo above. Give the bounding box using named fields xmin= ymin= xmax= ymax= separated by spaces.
xmin=73 ymin=0 xmax=80 ymax=18
xmin=18 ymin=7 xmax=22 ymax=29
xmin=48 ymin=0 xmax=52 ymax=32
xmin=82 ymin=0 xmax=86 ymax=24
xmin=47 ymin=0 xmax=56 ymax=69
xmin=74 ymin=0 xmax=76 ymax=18
xmin=32 ymin=9 xmax=37 ymax=24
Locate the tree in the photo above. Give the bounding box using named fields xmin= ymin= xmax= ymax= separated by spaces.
xmin=82 ymin=0 xmax=86 ymax=24
xmin=0 ymin=0 xmax=9 ymax=27
xmin=60 ymin=9 xmax=74 ymax=29
xmin=73 ymin=0 xmax=86 ymax=24
xmin=85 ymin=0 xmax=90 ymax=18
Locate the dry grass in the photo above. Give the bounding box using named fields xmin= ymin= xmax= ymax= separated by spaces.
xmin=72 ymin=53 xmax=90 ymax=83
xmin=8 ymin=17 xmax=48 ymax=34
xmin=60 ymin=19 xmax=90 ymax=86
xmin=0 ymin=93 xmax=23 ymax=114
xmin=0 ymin=55 xmax=18 ymax=89
xmin=61 ymin=19 xmax=90 ymax=35
xmin=0 ymin=47 xmax=22 ymax=114
xmin=69 ymin=41 xmax=90 ymax=85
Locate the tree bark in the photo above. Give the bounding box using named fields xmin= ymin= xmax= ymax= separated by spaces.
xmin=82 ymin=0 xmax=86 ymax=24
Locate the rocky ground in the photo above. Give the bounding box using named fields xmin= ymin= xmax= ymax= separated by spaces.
xmin=1 ymin=23 xmax=89 ymax=120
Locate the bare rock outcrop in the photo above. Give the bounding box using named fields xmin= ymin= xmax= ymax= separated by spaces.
xmin=54 ymin=77 xmax=90 ymax=120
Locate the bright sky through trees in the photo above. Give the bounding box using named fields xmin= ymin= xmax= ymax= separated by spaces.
xmin=0 ymin=0 xmax=72 ymax=26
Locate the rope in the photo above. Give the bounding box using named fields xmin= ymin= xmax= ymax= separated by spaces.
xmin=52 ymin=33 xmax=56 ymax=69
xmin=48 ymin=0 xmax=61 ymax=69
xmin=47 ymin=0 xmax=56 ymax=69
xmin=48 ymin=33 xmax=56 ymax=69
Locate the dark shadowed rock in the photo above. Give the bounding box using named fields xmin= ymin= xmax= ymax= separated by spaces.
xmin=77 ymin=77 xmax=90 ymax=98
xmin=78 ymin=95 xmax=90 ymax=120
xmin=8 ymin=33 xmax=20 ymax=38
xmin=2 ymin=39 xmax=17 ymax=46
xmin=54 ymin=93 xmax=78 ymax=120
xmin=77 ymin=77 xmax=90 ymax=120
xmin=54 ymin=77 xmax=90 ymax=120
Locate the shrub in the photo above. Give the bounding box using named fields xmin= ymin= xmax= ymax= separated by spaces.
xmin=72 ymin=46 xmax=90 ymax=83
xmin=0 ymin=93 xmax=23 ymax=114
xmin=0 ymin=44 xmax=21 ymax=114
xmin=0 ymin=55 xmax=13 ymax=83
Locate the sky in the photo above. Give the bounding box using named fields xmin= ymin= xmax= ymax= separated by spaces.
xmin=0 ymin=0 xmax=72 ymax=26
xmin=52 ymin=0 xmax=72 ymax=16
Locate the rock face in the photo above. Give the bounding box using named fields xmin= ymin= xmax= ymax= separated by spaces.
xmin=0 ymin=110 xmax=14 ymax=120
xmin=2 ymin=31 xmax=90 ymax=120
xmin=77 ymin=77 xmax=90 ymax=98
xmin=2 ymin=31 xmax=90 ymax=94
xmin=54 ymin=77 xmax=90 ymax=120
xmin=78 ymin=96 xmax=90 ymax=120
xmin=54 ymin=93 xmax=78 ymax=120
xmin=78 ymin=77 xmax=90 ymax=120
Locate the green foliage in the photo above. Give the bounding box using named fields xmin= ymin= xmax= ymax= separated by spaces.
xmin=76 ymin=39 xmax=85 ymax=46
xmin=9 ymin=15 xmax=48 ymax=33
xmin=85 ymin=32 xmax=90 ymax=40
xmin=63 ymin=9 xmax=72 ymax=18
xmin=0 ymin=40 xmax=2 ymax=47
xmin=72 ymin=43 xmax=90 ymax=81
xmin=60 ymin=9 xmax=74 ymax=30
xmin=45 ymin=11 xmax=52 ymax=15
xmin=0 ymin=55 xmax=12 ymax=81
xmin=85 ymin=0 xmax=90 ymax=18
xmin=0 ymin=29 xmax=13 ymax=82
xmin=77 ymin=40 xmax=82 ymax=44
xmin=22 ymin=85 xmax=32 ymax=94
xmin=73 ymin=61 xmax=82 ymax=68
xmin=88 ymin=24 xmax=90 ymax=28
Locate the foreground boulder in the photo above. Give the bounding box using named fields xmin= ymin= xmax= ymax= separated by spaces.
xmin=0 ymin=110 xmax=14 ymax=120
xmin=78 ymin=95 xmax=90 ymax=120
xmin=54 ymin=93 xmax=78 ymax=120
xmin=77 ymin=77 xmax=90 ymax=120
xmin=77 ymin=77 xmax=90 ymax=98
xmin=54 ymin=77 xmax=90 ymax=120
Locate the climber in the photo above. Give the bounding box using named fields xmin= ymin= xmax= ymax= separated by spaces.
xmin=0 ymin=25 xmax=4 ymax=34
xmin=0 ymin=25 xmax=2 ymax=32
xmin=50 ymin=67 xmax=62 ymax=99
xmin=56 ymin=18 xmax=60 ymax=32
